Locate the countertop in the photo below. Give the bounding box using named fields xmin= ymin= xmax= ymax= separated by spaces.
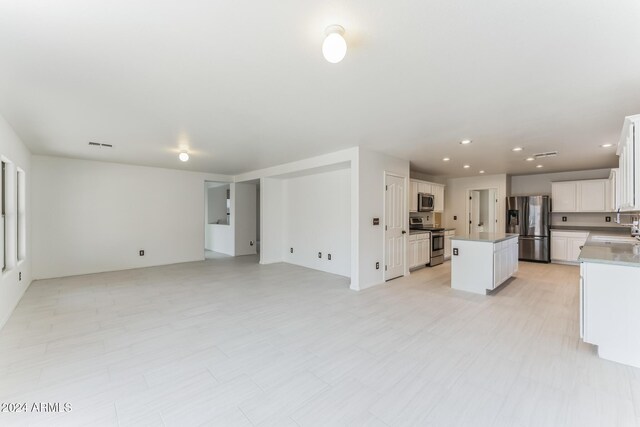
xmin=409 ymin=230 xmax=430 ymax=235
xmin=450 ymin=232 xmax=519 ymax=243
xmin=578 ymin=231 xmax=640 ymax=267
xmin=551 ymin=225 xmax=631 ymax=233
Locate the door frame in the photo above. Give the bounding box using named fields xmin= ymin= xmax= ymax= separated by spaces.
xmin=466 ymin=187 xmax=499 ymax=234
xmin=383 ymin=171 xmax=408 ymax=281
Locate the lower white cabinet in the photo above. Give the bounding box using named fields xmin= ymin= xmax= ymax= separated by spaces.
xmin=450 ymin=235 xmax=518 ymax=295
xmin=444 ymin=230 xmax=455 ymax=260
xmin=409 ymin=233 xmax=430 ymax=269
xmin=551 ymin=231 xmax=589 ymax=263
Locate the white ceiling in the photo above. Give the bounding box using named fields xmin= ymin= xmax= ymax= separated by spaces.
xmin=1 ymin=0 xmax=640 ymax=176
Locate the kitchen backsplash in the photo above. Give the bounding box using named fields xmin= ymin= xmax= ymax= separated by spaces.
xmin=409 ymin=212 xmax=441 ymax=227
xmin=551 ymin=212 xmax=623 ymax=228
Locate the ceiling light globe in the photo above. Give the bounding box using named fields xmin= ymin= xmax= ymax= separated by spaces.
xmin=179 ymin=152 xmax=189 ymax=162
xmin=322 ymin=26 xmax=347 ymax=63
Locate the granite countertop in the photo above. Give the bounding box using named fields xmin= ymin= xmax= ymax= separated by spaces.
xmin=551 ymin=225 xmax=631 ymax=233
xmin=578 ymin=231 xmax=640 ymax=267
xmin=450 ymin=232 xmax=519 ymax=243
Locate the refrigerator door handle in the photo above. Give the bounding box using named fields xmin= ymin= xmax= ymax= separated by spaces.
xmin=519 ymin=236 xmax=546 ymax=240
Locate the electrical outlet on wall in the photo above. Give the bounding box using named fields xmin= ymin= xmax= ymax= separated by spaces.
xmin=139 ymin=250 xmax=145 ymax=256
xmin=375 ymin=262 xmax=380 ymax=270
xmin=562 ymin=216 xmax=567 ymax=222
xmin=249 ymin=241 xmax=254 ymax=246
xmin=328 ymin=254 xmax=332 ymax=260
xmin=606 ymin=216 xmax=611 ymax=222
xmin=290 ymin=248 xmax=293 ymax=253
xmin=318 ymin=252 xmax=322 ymax=258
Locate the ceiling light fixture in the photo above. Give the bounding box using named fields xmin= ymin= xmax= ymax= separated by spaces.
xmin=512 ymin=147 xmax=523 ymax=152
xmin=525 ymin=157 xmax=535 ymax=161
xmin=479 ymin=170 xmax=485 ymax=174
xmin=322 ymin=25 xmax=347 ymax=63
xmin=178 ymin=151 xmax=190 ymax=162
xmin=463 ymin=164 xmax=470 ymax=169
xmin=600 ymin=143 xmax=613 ymax=148
xmin=460 ymin=139 xmax=472 ymax=145
xmin=442 ymin=157 xmax=450 ymax=161
xmin=536 ymin=164 xmax=544 ymax=168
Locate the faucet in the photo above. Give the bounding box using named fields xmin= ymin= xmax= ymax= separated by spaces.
xmin=615 ymin=210 xmax=640 ymax=238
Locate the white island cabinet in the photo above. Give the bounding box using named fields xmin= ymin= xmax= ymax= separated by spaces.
xmin=450 ymin=233 xmax=519 ymax=295
xmin=579 ymin=233 xmax=640 ymax=368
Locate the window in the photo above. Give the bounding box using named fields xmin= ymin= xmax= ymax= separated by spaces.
xmin=17 ymin=168 xmax=25 ymax=262
xmin=1 ymin=159 xmax=17 ymax=272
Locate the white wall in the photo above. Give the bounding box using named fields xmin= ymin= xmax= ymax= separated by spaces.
xmin=0 ymin=115 xmax=32 ymax=330
xmin=233 ymin=182 xmax=257 ymax=256
xmin=283 ymin=168 xmax=351 ymax=277
xmin=510 ymin=168 xmax=611 ymax=195
xmin=207 ymin=185 xmax=228 ymax=224
xmin=32 ymin=156 xmax=231 ymax=279
xmin=444 ymin=174 xmax=508 ymax=235
xmin=357 ymin=148 xmax=410 ymax=290
xmin=205 ymin=224 xmax=234 ymax=255
xmin=260 ymin=177 xmax=285 ymax=264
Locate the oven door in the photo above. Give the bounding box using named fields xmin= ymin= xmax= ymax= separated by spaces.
xmin=418 ymin=193 xmax=434 ymax=212
xmin=431 ymin=233 xmax=445 ymax=254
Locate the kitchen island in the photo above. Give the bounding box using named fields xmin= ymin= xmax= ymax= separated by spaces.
xmin=578 ymin=230 xmax=640 ymax=367
xmin=450 ymin=233 xmax=519 ymax=295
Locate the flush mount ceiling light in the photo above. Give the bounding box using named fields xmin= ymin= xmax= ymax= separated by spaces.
xmin=322 ymin=25 xmax=347 ymax=63
xmin=463 ymin=164 xmax=470 ymax=169
xmin=536 ymin=164 xmax=544 ymax=168
xmin=512 ymin=147 xmax=523 ymax=152
xmin=479 ymin=170 xmax=485 ymax=174
xmin=600 ymin=143 xmax=614 ymax=148
xmin=460 ymin=139 xmax=472 ymax=145
xmin=442 ymin=157 xmax=450 ymax=161
xmin=178 ymin=151 xmax=190 ymax=162
xmin=525 ymin=157 xmax=535 ymax=161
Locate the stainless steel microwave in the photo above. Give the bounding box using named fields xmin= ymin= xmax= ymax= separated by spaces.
xmin=418 ymin=193 xmax=434 ymax=212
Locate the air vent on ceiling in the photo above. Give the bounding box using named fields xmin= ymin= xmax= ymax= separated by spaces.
xmin=88 ymin=142 xmax=113 ymax=148
xmin=533 ymin=151 xmax=558 ymax=159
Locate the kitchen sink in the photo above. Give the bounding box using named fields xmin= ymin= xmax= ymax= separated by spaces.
xmin=591 ymin=235 xmax=640 ymax=244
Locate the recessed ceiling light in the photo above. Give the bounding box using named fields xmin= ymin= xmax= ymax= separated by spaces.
xmin=512 ymin=147 xmax=523 ymax=152
xmin=463 ymin=164 xmax=470 ymax=169
xmin=460 ymin=139 xmax=472 ymax=145
xmin=536 ymin=164 xmax=544 ymax=168
xmin=179 ymin=152 xmax=190 ymax=162
xmin=442 ymin=157 xmax=450 ymax=161
xmin=525 ymin=157 xmax=535 ymax=161
xmin=479 ymin=170 xmax=485 ymax=174
xmin=600 ymin=143 xmax=613 ymax=148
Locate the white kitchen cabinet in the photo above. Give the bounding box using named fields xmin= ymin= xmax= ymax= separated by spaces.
xmin=409 ymin=233 xmax=430 ymax=269
xmin=617 ymin=115 xmax=640 ymax=211
xmin=551 ymin=230 xmax=589 ymax=263
xmin=551 ymin=179 xmax=611 ymax=213
xmin=409 ymin=178 xmax=445 ymax=213
xmin=608 ymin=168 xmax=619 ymax=212
xmin=444 ymin=230 xmax=455 ymax=260
xmin=451 ymin=235 xmax=518 ymax=294
xmin=581 ymin=260 xmax=640 ymax=368
xmin=552 ymin=182 xmax=578 ymax=212
xmin=432 ymin=184 xmax=445 ymax=212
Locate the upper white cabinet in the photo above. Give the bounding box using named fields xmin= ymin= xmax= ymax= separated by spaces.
xmin=617 ymin=115 xmax=640 ymax=211
xmin=551 ymin=179 xmax=611 ymax=212
xmin=608 ymin=168 xmax=619 ymax=212
xmin=409 ymin=179 xmax=445 ymax=213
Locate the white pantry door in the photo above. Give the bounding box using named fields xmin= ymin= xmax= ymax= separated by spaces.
xmin=385 ymin=174 xmax=406 ymax=280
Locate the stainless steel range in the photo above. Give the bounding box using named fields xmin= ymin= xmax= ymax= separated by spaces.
xmin=410 ymin=217 xmax=445 ymax=266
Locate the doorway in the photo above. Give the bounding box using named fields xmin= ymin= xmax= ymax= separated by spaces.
xmin=468 ymin=188 xmax=498 ymax=234
xmin=384 ymin=173 xmax=406 ymax=281
xmin=204 ymin=181 xmax=233 ymax=259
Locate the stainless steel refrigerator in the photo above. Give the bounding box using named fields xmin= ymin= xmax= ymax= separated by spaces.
xmin=506 ymin=195 xmax=551 ymax=262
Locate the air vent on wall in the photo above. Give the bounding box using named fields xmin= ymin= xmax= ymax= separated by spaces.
xmin=533 ymin=151 xmax=558 ymax=159
xmin=88 ymin=142 xmax=113 ymax=148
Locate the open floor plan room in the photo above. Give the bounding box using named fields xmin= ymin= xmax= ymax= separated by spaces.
xmin=1 ymin=259 xmax=639 ymax=426
xmin=2 ymin=1 xmax=640 ymax=426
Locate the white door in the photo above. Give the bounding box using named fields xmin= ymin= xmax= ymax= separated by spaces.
xmin=385 ymin=174 xmax=406 ymax=280
xmin=470 ymin=191 xmax=481 ymax=233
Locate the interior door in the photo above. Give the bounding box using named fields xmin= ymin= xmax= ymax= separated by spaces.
xmin=470 ymin=191 xmax=481 ymax=233
xmin=385 ymin=174 xmax=406 ymax=280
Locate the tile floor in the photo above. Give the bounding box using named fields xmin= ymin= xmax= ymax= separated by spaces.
xmin=1 ymin=257 xmax=639 ymax=426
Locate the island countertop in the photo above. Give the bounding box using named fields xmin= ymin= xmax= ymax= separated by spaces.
xmin=450 ymin=232 xmax=519 ymax=243
xmin=578 ymin=231 xmax=640 ymax=267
